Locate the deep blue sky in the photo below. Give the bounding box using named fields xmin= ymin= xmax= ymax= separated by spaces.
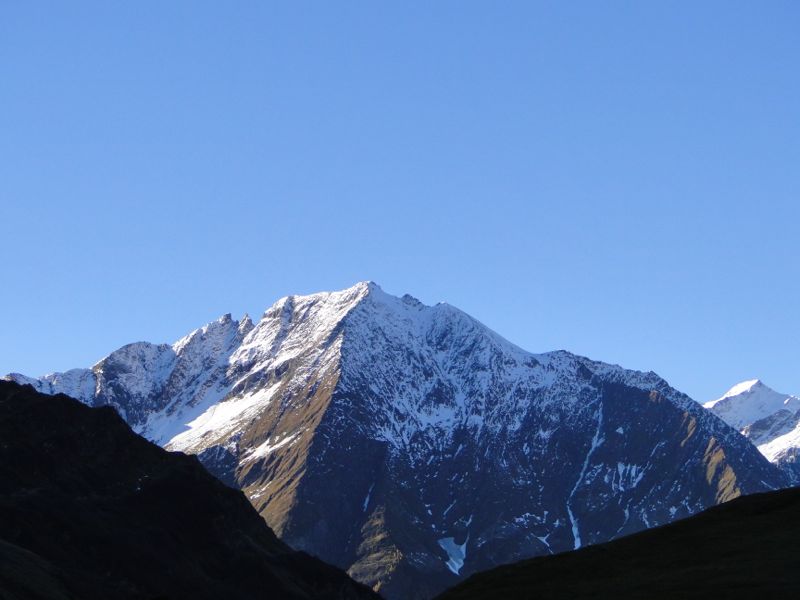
xmin=1 ymin=2 xmax=798 ymax=402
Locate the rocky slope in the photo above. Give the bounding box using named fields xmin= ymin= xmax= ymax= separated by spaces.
xmin=435 ymin=486 xmax=800 ymax=600
xmin=705 ymin=379 xmax=800 ymax=482
xmin=0 ymin=380 xmax=379 ymax=600
xmin=5 ymin=282 xmax=788 ymax=599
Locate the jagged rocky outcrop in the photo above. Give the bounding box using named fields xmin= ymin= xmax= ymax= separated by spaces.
xmin=0 ymin=380 xmax=379 ymax=600
xmin=705 ymin=379 xmax=800 ymax=482
xmin=5 ymin=283 xmax=788 ymax=599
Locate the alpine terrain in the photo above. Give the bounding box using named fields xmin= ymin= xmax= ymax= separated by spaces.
xmin=705 ymin=379 xmax=800 ymax=482
xmin=0 ymin=379 xmax=379 ymax=600
xmin=5 ymin=282 xmax=788 ymax=599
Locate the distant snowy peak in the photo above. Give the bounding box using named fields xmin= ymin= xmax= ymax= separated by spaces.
xmin=715 ymin=379 xmax=764 ymax=402
xmin=705 ymin=379 xmax=800 ymax=481
xmin=704 ymin=380 xmax=800 ymax=431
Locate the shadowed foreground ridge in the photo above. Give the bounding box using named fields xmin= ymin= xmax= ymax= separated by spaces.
xmin=436 ymin=486 xmax=800 ymax=600
xmin=0 ymin=380 xmax=379 ymax=600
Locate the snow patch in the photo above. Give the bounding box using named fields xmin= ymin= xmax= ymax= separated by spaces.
xmin=362 ymin=482 xmax=375 ymax=511
xmin=243 ymin=431 xmax=301 ymax=463
xmin=168 ymin=383 xmax=281 ymax=452
xmin=566 ymin=401 xmax=604 ymax=550
xmin=438 ymin=536 xmax=468 ymax=575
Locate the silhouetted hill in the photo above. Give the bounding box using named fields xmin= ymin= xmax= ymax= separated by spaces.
xmin=0 ymin=380 xmax=379 ymax=600
xmin=436 ymin=486 xmax=800 ymax=599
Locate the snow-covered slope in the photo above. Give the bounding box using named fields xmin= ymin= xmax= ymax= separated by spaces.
xmin=5 ymin=283 xmax=787 ymax=599
xmin=705 ymin=380 xmax=800 ymax=480
xmin=704 ymin=380 xmax=800 ymax=432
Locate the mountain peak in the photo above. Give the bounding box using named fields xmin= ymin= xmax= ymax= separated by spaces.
xmin=722 ymin=379 xmax=765 ymax=399
xmin=704 ymin=379 xmax=799 ymax=432
xmin=5 ymin=283 xmax=788 ymax=599
xmin=705 ymin=380 xmax=800 ymax=480
xmin=260 ymin=281 xmax=381 ymax=318
xmin=703 ymin=379 xmax=763 ymax=409
xmin=355 ymin=279 xmax=381 ymax=292
xmin=327 ymin=280 xmax=381 ymax=298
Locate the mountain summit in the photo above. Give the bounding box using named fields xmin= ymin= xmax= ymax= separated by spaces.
xmin=705 ymin=380 xmax=800 ymax=481
xmin=704 ymin=379 xmax=800 ymax=430
xmin=5 ymin=282 xmax=787 ymax=599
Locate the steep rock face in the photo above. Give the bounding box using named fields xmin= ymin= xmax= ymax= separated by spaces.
xmin=0 ymin=380 xmax=379 ymax=600
xmin=5 ymin=283 xmax=787 ymax=599
xmin=705 ymin=380 xmax=800 ymax=482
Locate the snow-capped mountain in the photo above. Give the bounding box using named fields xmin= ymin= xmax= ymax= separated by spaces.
xmin=705 ymin=380 xmax=800 ymax=481
xmin=5 ymin=283 xmax=787 ymax=599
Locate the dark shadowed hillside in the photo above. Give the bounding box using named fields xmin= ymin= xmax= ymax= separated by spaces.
xmin=0 ymin=380 xmax=379 ymax=600
xmin=436 ymin=486 xmax=800 ymax=600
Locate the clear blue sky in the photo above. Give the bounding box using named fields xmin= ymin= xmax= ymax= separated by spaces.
xmin=1 ymin=2 xmax=797 ymax=402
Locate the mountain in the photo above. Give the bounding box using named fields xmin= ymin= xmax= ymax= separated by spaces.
xmin=705 ymin=379 xmax=800 ymax=481
xmin=0 ymin=380 xmax=379 ymax=600
xmin=5 ymin=282 xmax=788 ymax=599
xmin=435 ymin=486 xmax=800 ymax=599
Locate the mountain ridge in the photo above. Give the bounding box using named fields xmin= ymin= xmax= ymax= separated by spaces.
xmin=5 ymin=282 xmax=787 ymax=599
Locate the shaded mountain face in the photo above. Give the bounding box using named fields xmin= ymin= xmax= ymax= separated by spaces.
xmin=0 ymin=380 xmax=379 ymax=600
xmin=435 ymin=486 xmax=800 ymax=600
xmin=5 ymin=283 xmax=788 ymax=599
xmin=705 ymin=379 xmax=800 ymax=482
